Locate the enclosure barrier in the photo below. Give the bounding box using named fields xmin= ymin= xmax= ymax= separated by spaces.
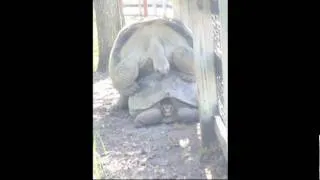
xmin=120 ymin=0 xmax=172 ymax=17
xmin=217 ymin=0 xmax=228 ymax=160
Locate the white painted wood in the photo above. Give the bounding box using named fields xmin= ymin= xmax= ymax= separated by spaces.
xmin=153 ymin=0 xmax=157 ymax=16
xmin=219 ymin=0 xmax=228 ymax=128
xmin=162 ymin=0 xmax=167 ymax=17
xmin=190 ymin=3 xmax=217 ymax=119
xmin=172 ymin=0 xmax=191 ymax=29
xmin=215 ymin=115 xmax=227 ymax=160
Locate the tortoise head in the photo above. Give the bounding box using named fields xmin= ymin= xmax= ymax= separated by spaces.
xmin=160 ymin=98 xmax=175 ymax=117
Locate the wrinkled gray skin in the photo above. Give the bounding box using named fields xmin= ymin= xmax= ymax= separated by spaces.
xmin=109 ymin=18 xmax=195 ymax=109
xmin=129 ymin=72 xmax=199 ymax=128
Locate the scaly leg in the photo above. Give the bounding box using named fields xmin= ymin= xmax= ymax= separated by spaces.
xmin=111 ymin=60 xmax=140 ymax=96
xmin=112 ymin=95 xmax=129 ymax=110
xmin=170 ymin=98 xmax=199 ymax=123
xmin=134 ymin=108 xmax=164 ymax=128
xmin=147 ymin=37 xmax=170 ymax=75
xmin=176 ymin=107 xmax=199 ymax=123
xmin=172 ymin=46 xmax=196 ymax=82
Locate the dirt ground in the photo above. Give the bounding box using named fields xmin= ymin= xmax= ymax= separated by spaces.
xmin=93 ymin=72 xmax=227 ymax=179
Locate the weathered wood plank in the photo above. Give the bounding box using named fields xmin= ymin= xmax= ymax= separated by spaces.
xmin=189 ymin=0 xmax=218 ymax=148
xmin=219 ymin=0 xmax=228 ymax=128
xmin=210 ymin=0 xmax=228 ymax=161
xmin=215 ymin=115 xmax=227 ymax=160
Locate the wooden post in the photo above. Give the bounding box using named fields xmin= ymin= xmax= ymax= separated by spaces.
xmin=139 ymin=0 xmax=143 ymax=17
xmin=143 ymin=0 xmax=148 ymax=17
xmin=172 ymin=0 xmax=180 ymax=18
xmin=118 ymin=0 xmax=125 ymax=27
xmin=189 ymin=0 xmax=218 ymax=149
xmin=162 ymin=0 xmax=167 ymax=17
xmin=153 ymin=0 xmax=157 ymax=16
xmin=214 ymin=0 xmax=228 ymax=160
xmin=172 ymin=0 xmax=191 ymax=29
xmin=119 ymin=0 xmax=123 ymax=10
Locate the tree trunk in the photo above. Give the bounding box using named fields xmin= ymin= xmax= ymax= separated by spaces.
xmin=94 ymin=0 xmax=124 ymax=73
xmin=118 ymin=0 xmax=126 ymax=28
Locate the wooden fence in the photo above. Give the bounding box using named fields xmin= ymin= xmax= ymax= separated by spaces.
xmin=120 ymin=0 xmax=173 ymax=17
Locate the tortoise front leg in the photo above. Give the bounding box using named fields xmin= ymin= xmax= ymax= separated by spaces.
xmin=176 ymin=107 xmax=199 ymax=123
xmin=134 ymin=108 xmax=164 ymax=128
xmin=147 ymin=37 xmax=170 ymax=75
xmin=112 ymin=95 xmax=129 ymax=110
xmin=170 ymin=98 xmax=199 ymax=123
xmin=172 ymin=46 xmax=196 ymax=82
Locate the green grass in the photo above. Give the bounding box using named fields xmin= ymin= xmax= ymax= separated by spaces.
xmin=93 ymin=15 xmax=99 ymax=72
xmin=93 ymin=135 xmax=105 ymax=179
xmin=93 ymin=132 xmax=109 ymax=179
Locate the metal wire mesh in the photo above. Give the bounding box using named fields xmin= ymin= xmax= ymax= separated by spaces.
xmin=211 ymin=14 xmax=226 ymax=125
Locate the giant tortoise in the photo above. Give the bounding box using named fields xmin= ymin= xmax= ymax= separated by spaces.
xmin=108 ymin=17 xmax=195 ymax=109
xmin=128 ymin=71 xmax=199 ymax=128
